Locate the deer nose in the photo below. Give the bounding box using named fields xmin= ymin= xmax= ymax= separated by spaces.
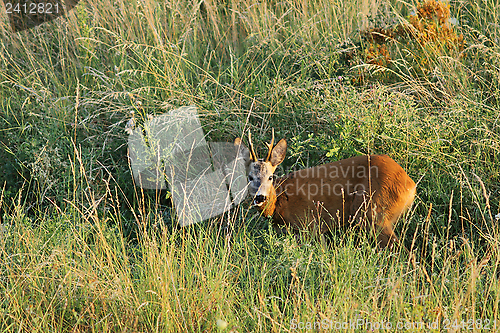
xmin=253 ymin=195 xmax=267 ymax=206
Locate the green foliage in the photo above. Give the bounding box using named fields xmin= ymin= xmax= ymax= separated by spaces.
xmin=0 ymin=0 xmax=500 ymax=331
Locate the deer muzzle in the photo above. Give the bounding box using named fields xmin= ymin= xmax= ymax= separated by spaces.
xmin=253 ymin=195 xmax=267 ymax=206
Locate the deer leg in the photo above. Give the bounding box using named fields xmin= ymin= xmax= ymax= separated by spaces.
xmin=376 ymin=225 xmax=398 ymax=249
xmin=350 ymin=191 xmax=399 ymax=249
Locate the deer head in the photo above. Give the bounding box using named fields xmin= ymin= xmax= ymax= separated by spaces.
xmin=234 ymin=129 xmax=287 ymax=208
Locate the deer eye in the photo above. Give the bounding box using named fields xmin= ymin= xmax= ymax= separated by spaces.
xmin=248 ymin=175 xmax=254 ymax=181
xmin=268 ymin=175 xmax=273 ymax=181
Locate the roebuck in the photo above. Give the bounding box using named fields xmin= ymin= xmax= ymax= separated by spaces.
xmin=235 ymin=130 xmax=416 ymax=248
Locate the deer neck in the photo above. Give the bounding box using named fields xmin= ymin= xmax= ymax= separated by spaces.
xmin=259 ymin=184 xmax=277 ymax=218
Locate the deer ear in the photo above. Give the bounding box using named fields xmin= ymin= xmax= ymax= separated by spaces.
xmin=234 ymin=137 xmax=251 ymax=169
xmin=269 ymin=139 xmax=287 ymax=167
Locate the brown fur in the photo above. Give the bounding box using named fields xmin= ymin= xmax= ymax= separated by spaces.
xmin=235 ymin=136 xmax=416 ymax=248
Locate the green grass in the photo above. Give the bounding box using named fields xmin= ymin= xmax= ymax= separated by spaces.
xmin=1 ymin=0 xmax=500 ymax=331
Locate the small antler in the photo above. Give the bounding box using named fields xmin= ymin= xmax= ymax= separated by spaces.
xmin=248 ymin=130 xmax=258 ymax=161
xmin=265 ymin=128 xmax=275 ymax=162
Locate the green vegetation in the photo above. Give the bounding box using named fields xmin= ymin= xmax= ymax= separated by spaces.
xmin=1 ymin=0 xmax=499 ymax=331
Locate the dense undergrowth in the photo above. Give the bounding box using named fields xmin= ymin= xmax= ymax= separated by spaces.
xmin=1 ymin=0 xmax=500 ymax=331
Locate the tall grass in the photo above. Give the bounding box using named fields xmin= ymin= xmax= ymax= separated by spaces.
xmin=1 ymin=0 xmax=500 ymax=331
xmin=1 ymin=156 xmax=499 ymax=331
